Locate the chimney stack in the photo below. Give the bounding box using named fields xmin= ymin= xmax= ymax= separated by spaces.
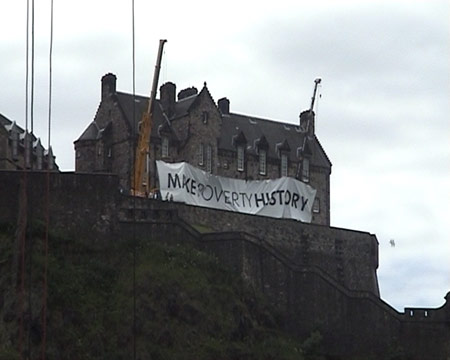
xmin=177 ymin=87 xmax=198 ymax=100
xmin=101 ymin=73 xmax=117 ymax=101
xmin=218 ymin=97 xmax=230 ymax=115
xmin=300 ymin=110 xmax=315 ymax=135
xmin=160 ymin=82 xmax=176 ymax=117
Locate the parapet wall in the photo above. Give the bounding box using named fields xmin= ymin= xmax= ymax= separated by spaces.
xmin=1 ymin=171 xmax=448 ymax=359
xmin=174 ymin=202 xmax=380 ymax=295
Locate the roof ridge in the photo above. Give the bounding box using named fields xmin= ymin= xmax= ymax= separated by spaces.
xmin=228 ymin=111 xmax=300 ymax=127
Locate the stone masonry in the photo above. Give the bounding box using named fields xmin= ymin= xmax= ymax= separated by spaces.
xmin=74 ymin=74 xmax=331 ymax=225
xmin=1 ymin=170 xmax=448 ymax=359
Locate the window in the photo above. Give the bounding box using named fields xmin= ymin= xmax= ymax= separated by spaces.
xmin=237 ymin=146 xmax=244 ymax=172
xmin=107 ymin=147 xmax=112 ymax=158
xmin=202 ymin=111 xmax=209 ymax=124
xmin=281 ymin=153 xmax=288 ymax=177
xmin=25 ymin=140 xmax=31 ymax=169
xmin=36 ymin=148 xmax=43 ymax=170
xmin=198 ymin=143 xmax=204 ymax=165
xmin=37 ymin=155 xmax=42 ymax=170
xmin=145 ymin=152 xmax=150 ymax=175
xmin=12 ymin=133 xmax=18 ymax=159
xmin=313 ymin=197 xmax=320 ymax=213
xmin=161 ymin=137 xmax=169 ymax=158
xmin=48 ymin=154 xmax=54 ymax=170
xmin=206 ymin=145 xmax=212 ymax=173
xmin=259 ymin=149 xmax=266 ymax=175
xmin=302 ymin=158 xmax=310 ymax=182
xmin=144 ymin=152 xmax=150 ymax=187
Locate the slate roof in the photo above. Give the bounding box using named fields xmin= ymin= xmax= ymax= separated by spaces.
xmin=114 ymin=92 xmax=192 ymax=139
xmin=219 ymin=112 xmax=331 ymax=169
xmin=76 ymin=121 xmax=100 ymax=141
xmin=0 ymin=112 xmax=57 ymax=167
xmin=0 ymin=113 xmax=11 ymax=127
xmin=1 ymin=112 xmax=40 ymax=145
xmin=77 ymin=84 xmax=331 ymax=170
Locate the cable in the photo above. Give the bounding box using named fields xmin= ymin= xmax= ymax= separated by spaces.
xmin=25 ymin=0 xmax=29 ymax=133
xmin=131 ymin=1 xmax=137 ymax=359
xmin=30 ymin=0 xmax=35 ymax=134
xmin=26 ymin=1 xmax=36 ymax=357
xmin=18 ymin=1 xmax=31 ymax=358
xmin=41 ymin=0 xmax=54 ymax=358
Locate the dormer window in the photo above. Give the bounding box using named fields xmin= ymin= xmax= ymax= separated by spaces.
xmin=198 ymin=143 xmax=204 ymax=166
xmin=259 ymin=149 xmax=266 ymax=175
xmin=237 ymin=145 xmax=244 ymax=172
xmin=281 ymin=153 xmax=288 ymax=177
xmin=256 ymin=135 xmax=269 ymax=176
xmin=302 ymin=158 xmax=310 ymax=182
xmin=234 ymin=131 xmax=247 ymax=172
xmin=161 ymin=136 xmax=169 ymax=158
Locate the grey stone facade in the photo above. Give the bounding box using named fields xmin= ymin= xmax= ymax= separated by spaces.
xmin=74 ymin=73 xmax=331 ymax=225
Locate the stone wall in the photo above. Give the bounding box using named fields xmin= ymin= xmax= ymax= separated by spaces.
xmin=173 ymin=202 xmax=379 ymax=294
xmin=74 ymin=75 xmax=331 ymax=225
xmin=1 ymin=170 xmax=448 ymax=359
xmin=0 ymin=170 xmax=120 ymax=240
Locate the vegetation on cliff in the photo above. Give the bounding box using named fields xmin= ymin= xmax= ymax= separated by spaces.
xmin=0 ymin=223 xmax=326 ymax=360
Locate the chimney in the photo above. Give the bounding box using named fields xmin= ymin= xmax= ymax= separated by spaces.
xmin=218 ymin=97 xmax=230 ymax=115
xmin=178 ymin=87 xmax=198 ymax=100
xmin=300 ymin=110 xmax=315 ymax=135
xmin=160 ymin=82 xmax=176 ymax=116
xmin=101 ymin=73 xmax=117 ymax=101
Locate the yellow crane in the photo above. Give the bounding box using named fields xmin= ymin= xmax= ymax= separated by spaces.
xmin=132 ymin=39 xmax=167 ymax=197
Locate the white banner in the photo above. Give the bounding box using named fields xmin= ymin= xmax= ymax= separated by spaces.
xmin=156 ymin=161 xmax=317 ymax=223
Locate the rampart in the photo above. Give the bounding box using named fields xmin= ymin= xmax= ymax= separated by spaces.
xmin=1 ymin=170 xmax=449 ymax=358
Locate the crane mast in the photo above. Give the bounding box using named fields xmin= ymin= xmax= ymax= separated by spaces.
xmin=309 ymin=78 xmax=321 ymax=112
xmin=132 ymin=39 xmax=167 ymax=196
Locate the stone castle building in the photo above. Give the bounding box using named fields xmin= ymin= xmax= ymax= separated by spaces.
xmin=74 ymin=73 xmax=331 ymax=225
xmin=0 ymin=113 xmax=56 ymax=171
xmin=0 ymin=72 xmax=446 ymax=358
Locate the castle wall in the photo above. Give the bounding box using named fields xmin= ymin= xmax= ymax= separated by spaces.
xmin=0 ymin=170 xmax=448 ymax=359
xmin=174 ymin=202 xmax=379 ymax=295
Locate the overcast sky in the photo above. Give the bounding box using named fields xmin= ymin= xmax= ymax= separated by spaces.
xmin=1 ymin=0 xmax=448 ymax=311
